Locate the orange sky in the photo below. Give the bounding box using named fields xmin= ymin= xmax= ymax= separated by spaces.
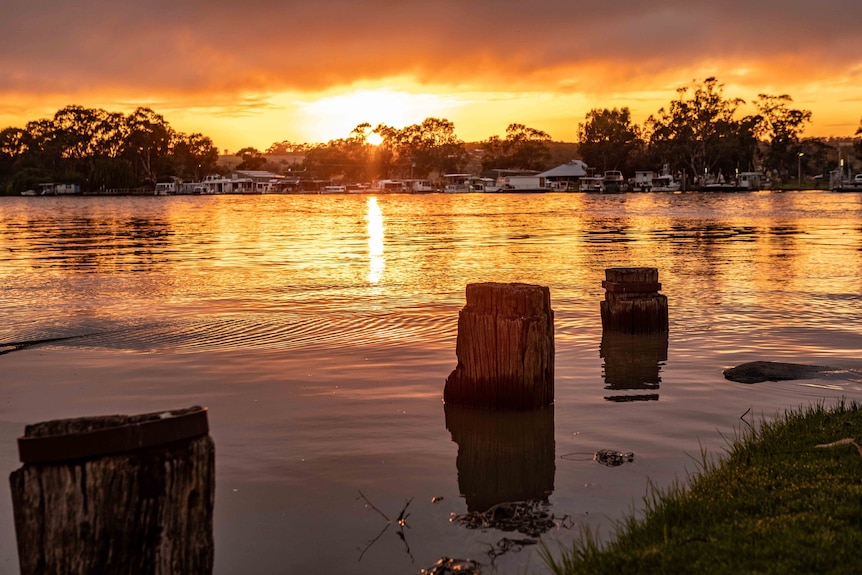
xmin=2 ymin=0 xmax=861 ymax=153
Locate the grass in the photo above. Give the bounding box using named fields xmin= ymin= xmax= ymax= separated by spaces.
xmin=541 ymin=400 xmax=862 ymax=575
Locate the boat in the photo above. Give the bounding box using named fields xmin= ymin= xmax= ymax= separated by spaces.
xmin=830 ymin=171 xmax=862 ymax=192
xmin=404 ymin=179 xmax=435 ymax=193
xmin=369 ymin=180 xmax=407 ymax=193
xmin=651 ymin=166 xmax=681 ymax=192
xmin=346 ymin=183 xmax=369 ymax=193
xmin=20 ymin=189 xmax=37 ymax=196
xmin=442 ymin=174 xmax=479 ymax=193
xmin=702 ymin=171 xmax=763 ymax=192
xmin=496 ymin=174 xmax=550 ymax=193
xmin=602 ymin=171 xmax=626 ymax=193
xmin=631 ymin=171 xmax=655 ymax=192
xmin=321 ymin=185 xmax=347 ymax=194
xmin=579 ymin=175 xmax=605 ymax=192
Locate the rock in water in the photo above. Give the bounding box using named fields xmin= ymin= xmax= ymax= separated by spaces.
xmin=723 ymin=361 xmax=831 ymax=384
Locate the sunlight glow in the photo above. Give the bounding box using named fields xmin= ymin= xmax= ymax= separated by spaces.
xmin=365 ymin=196 xmax=385 ymax=284
xmin=366 ymin=132 xmax=383 ymax=146
xmin=296 ymin=88 xmax=458 ymax=143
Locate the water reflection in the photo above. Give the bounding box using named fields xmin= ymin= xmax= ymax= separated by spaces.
xmin=444 ymin=405 xmax=554 ymax=512
xmin=600 ymin=332 xmax=668 ymax=402
xmin=365 ymin=196 xmax=385 ymax=284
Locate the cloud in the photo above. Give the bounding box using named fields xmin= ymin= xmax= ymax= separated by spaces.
xmin=3 ymin=0 xmax=861 ymax=94
xmin=2 ymin=0 xmax=861 ymax=146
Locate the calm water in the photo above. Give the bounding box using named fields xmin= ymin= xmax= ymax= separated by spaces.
xmin=1 ymin=191 xmax=861 ymax=574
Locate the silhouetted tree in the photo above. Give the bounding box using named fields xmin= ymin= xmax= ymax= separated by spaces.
xmin=577 ymin=107 xmax=642 ymax=174
xmin=172 ymin=132 xmax=219 ymax=180
xmin=480 ymin=124 xmax=551 ymax=171
xmin=235 ymin=147 xmax=267 ymax=171
xmin=754 ymin=94 xmax=812 ymax=181
xmin=644 ymin=77 xmax=756 ymax=181
xmin=120 ymin=107 xmax=174 ymax=186
xmin=379 ymin=117 xmax=468 ymax=178
xmin=854 ymin=118 xmax=862 ymax=164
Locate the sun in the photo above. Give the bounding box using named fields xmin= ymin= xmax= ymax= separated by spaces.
xmin=296 ymin=87 xmax=457 ymax=144
xmin=366 ymin=132 xmax=384 ymax=146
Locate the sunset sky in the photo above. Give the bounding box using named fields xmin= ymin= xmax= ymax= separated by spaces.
xmin=2 ymin=0 xmax=861 ymax=153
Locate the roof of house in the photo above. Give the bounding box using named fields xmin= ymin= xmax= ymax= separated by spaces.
xmin=233 ymin=170 xmax=284 ymax=180
xmin=538 ymin=160 xmax=589 ymax=178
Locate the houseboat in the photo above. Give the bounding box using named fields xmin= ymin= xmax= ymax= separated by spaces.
xmin=702 ymin=171 xmax=762 ymax=192
xmin=579 ymin=175 xmax=605 ymax=192
xmin=602 ymin=171 xmax=626 ymax=193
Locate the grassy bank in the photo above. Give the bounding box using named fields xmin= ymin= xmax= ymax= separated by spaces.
xmin=542 ymin=401 xmax=862 ymax=574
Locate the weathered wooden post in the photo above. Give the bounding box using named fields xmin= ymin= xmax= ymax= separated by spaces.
xmin=444 ymin=282 xmax=554 ymax=409
xmin=9 ymin=406 xmax=214 ymax=575
xmin=600 ymin=267 xmax=668 ymax=334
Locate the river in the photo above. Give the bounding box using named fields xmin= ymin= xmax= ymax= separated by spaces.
xmin=1 ymin=190 xmax=861 ymax=574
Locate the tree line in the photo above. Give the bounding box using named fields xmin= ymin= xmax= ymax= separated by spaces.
xmin=2 ymin=77 xmax=861 ymax=194
xmin=0 ymin=106 xmax=220 ymax=195
xmin=576 ymin=77 xmax=854 ymax=184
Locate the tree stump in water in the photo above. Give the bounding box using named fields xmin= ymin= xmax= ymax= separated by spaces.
xmin=600 ymin=267 xmax=668 ymax=334
xmin=444 ymin=282 xmax=554 ymax=409
xmin=9 ymin=406 xmax=214 ymax=575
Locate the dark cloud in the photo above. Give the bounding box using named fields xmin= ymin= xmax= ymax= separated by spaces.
xmin=2 ymin=0 xmax=860 ymax=95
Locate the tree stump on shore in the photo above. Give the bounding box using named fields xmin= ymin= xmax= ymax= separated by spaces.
xmin=9 ymin=406 xmax=214 ymax=575
xmin=600 ymin=268 xmax=668 ymax=334
xmin=444 ymin=282 xmax=554 ymax=409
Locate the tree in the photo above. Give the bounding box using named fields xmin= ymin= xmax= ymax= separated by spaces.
xmin=577 ymin=107 xmax=642 ymax=174
xmin=234 ymin=147 xmax=266 ymax=171
xmin=854 ymin=117 xmax=862 ymax=163
xmin=380 ymin=118 xmax=468 ymax=178
xmin=121 ymin=107 xmax=174 ymax=186
xmin=754 ymin=94 xmax=812 ymax=181
xmin=480 ymin=124 xmax=552 ymax=172
xmin=266 ymin=140 xmax=308 ymax=155
xmin=172 ymin=133 xmax=219 ymax=181
xmin=300 ymin=123 xmax=376 ymax=181
xmin=644 ymin=77 xmax=756 ymax=182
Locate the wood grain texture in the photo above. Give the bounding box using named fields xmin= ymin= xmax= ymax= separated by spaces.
xmin=10 ymin=410 xmax=214 ymax=575
xmin=444 ymin=282 xmax=554 ymax=409
xmin=600 ymin=268 xmax=668 ymax=334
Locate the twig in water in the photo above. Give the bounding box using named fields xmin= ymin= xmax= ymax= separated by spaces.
xmin=396 ymin=497 xmax=413 ymax=527
xmin=740 ymin=407 xmax=753 ymax=429
xmin=357 ymin=489 xmax=391 ymax=523
xmin=356 ymin=491 xmax=416 ymax=562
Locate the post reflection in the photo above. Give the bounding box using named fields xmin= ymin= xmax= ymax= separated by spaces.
xmin=365 ymin=196 xmax=385 ymax=283
xmin=444 ymin=404 xmax=554 ymax=512
xmin=600 ymin=332 xmax=668 ymax=402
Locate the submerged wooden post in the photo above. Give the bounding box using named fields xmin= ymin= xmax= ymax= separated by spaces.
xmin=9 ymin=406 xmax=214 ymax=575
xmin=600 ymin=267 xmax=668 ymax=334
xmin=444 ymin=282 xmax=554 ymax=409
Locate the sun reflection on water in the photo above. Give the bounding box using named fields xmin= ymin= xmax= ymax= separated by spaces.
xmin=365 ymin=196 xmax=385 ymax=284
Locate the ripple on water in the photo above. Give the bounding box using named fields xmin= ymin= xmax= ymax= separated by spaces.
xmin=1 ymin=311 xmax=457 ymax=355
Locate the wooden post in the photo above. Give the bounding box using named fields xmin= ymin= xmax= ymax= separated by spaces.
xmin=600 ymin=267 xmax=668 ymax=334
xmin=444 ymin=282 xmax=554 ymax=409
xmin=444 ymin=404 xmax=554 ymax=512
xmin=9 ymin=406 xmax=214 ymax=575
